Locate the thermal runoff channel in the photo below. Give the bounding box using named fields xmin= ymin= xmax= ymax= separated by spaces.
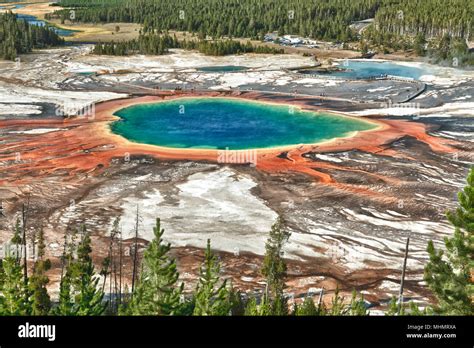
xmin=111 ymin=98 xmax=376 ymax=150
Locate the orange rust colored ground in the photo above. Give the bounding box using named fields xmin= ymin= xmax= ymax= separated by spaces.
xmin=0 ymin=91 xmax=460 ymax=195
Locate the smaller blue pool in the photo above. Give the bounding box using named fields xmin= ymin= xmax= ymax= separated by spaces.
xmin=306 ymin=60 xmax=428 ymax=80
xmin=198 ymin=66 xmax=247 ymax=72
xmin=0 ymin=4 xmax=26 ymax=10
xmin=17 ymin=14 xmax=76 ymax=37
xmin=76 ymin=71 xmax=96 ymax=76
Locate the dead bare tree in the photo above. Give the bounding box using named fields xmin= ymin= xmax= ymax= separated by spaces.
xmin=109 ymin=248 xmax=113 ymax=311
xmin=30 ymin=228 xmax=37 ymax=263
xmin=318 ymin=288 xmax=324 ymax=312
xmin=118 ymin=225 xmax=123 ymax=307
xmin=102 ymin=218 xmax=120 ymax=313
xmin=131 ymin=205 xmax=140 ymax=294
xmin=113 ymin=230 xmax=120 ymax=313
xmin=59 ymin=228 xmax=69 ymax=282
xmin=21 ymin=196 xmax=30 ymax=285
xmin=398 ymin=237 xmax=410 ymax=314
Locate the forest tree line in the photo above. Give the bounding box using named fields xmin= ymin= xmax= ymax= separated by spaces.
xmin=50 ymin=0 xmax=473 ymax=43
xmin=372 ymin=0 xmax=473 ymax=40
xmin=0 ymin=12 xmax=64 ymax=60
xmin=362 ymin=28 xmax=474 ymax=66
xmin=0 ymin=168 xmax=472 ymax=316
xmin=361 ymin=0 xmax=474 ymax=65
xmin=0 ymin=2 xmax=471 ymax=65
xmin=49 ymin=0 xmax=474 ymax=65
xmin=93 ymin=33 xmax=283 ymax=56
xmin=49 ymin=0 xmax=385 ymax=42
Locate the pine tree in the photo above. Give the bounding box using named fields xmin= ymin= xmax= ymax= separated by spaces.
xmin=244 ymin=296 xmax=259 ymax=315
xmin=0 ymin=257 xmax=31 ymax=315
xmin=406 ymin=301 xmax=433 ymax=315
xmin=128 ymin=218 xmax=183 ymax=315
xmin=424 ymin=167 xmax=474 ymax=315
xmin=228 ymin=283 xmax=245 ymax=316
xmin=70 ymin=227 xmax=105 ymax=315
xmin=244 ymin=294 xmax=273 ymax=316
xmin=385 ymin=296 xmax=432 ymax=315
xmin=386 ymin=296 xmax=403 ymax=315
xmin=261 ymin=217 xmax=291 ymax=315
xmin=328 ymin=286 xmax=345 ymax=315
xmin=414 ymin=33 xmax=427 ymax=56
xmin=54 ymin=230 xmax=76 ymax=315
xmin=11 ymin=218 xmax=22 ymax=262
xmin=294 ymin=296 xmax=321 ymax=316
xmin=29 ymin=228 xmax=52 ymax=315
xmin=0 ymin=222 xmax=31 ymax=315
xmin=193 ymin=239 xmax=232 ymax=316
xmin=346 ymin=290 xmax=369 ymax=316
xmin=55 ymin=226 xmax=105 ymax=315
xmin=55 ymin=270 xmax=75 ymax=315
xmin=101 ymin=217 xmax=120 ymax=313
xmin=294 ymin=288 xmax=369 ymax=316
xmin=118 ymin=284 xmax=132 ymax=315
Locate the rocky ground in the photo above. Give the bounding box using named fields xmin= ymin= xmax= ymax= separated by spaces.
xmin=0 ymin=46 xmax=473 ymax=311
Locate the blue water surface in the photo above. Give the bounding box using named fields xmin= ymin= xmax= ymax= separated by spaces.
xmin=17 ymin=14 xmax=76 ymax=37
xmin=0 ymin=4 xmax=26 ymax=10
xmin=302 ymin=60 xmax=428 ymax=80
xmin=198 ymin=66 xmax=248 ymax=72
xmin=111 ymin=98 xmax=376 ymax=150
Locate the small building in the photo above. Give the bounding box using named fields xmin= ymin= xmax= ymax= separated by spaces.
xmin=283 ymin=35 xmax=303 ymax=45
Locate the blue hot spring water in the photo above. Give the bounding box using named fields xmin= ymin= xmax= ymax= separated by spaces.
xmin=111 ymin=98 xmax=376 ymax=150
